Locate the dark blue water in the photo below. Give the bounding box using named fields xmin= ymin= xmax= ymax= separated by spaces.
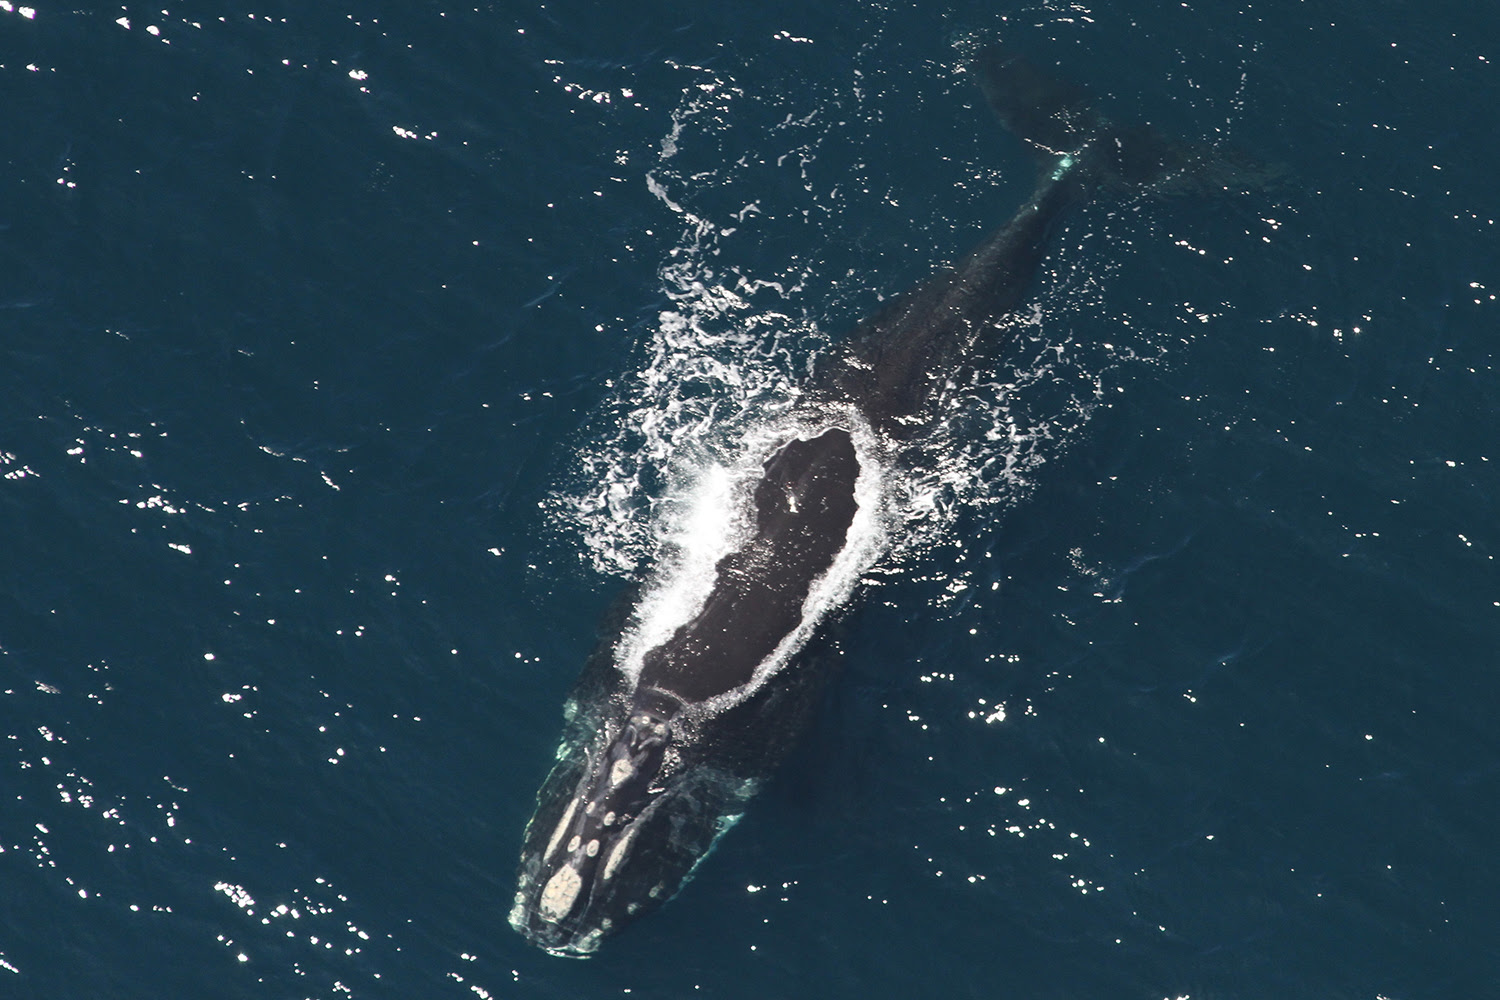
xmin=4 ymin=1 xmax=1498 ymax=997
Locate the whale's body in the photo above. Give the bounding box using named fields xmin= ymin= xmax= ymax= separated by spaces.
xmin=509 ymin=47 xmax=1235 ymax=955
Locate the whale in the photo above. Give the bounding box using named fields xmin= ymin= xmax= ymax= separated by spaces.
xmin=508 ymin=46 xmax=1251 ymax=955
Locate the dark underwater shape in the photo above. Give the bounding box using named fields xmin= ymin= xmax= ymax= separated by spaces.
xmin=509 ymin=45 xmax=1245 ymax=955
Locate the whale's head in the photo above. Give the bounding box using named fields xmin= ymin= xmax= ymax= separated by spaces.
xmin=509 ymin=687 xmax=754 ymax=956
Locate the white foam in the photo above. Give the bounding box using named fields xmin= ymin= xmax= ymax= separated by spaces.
xmin=611 ymin=407 xmax=890 ymax=713
xmin=714 ymin=410 xmax=890 ymax=711
xmin=617 ymin=460 xmax=746 ymax=669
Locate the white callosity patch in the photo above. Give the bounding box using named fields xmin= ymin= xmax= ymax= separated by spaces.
xmin=538 ymin=865 xmax=584 ymax=924
xmin=608 ymin=756 xmax=636 ymax=788
xmin=543 ymin=796 xmax=580 ymax=863
xmin=601 ymin=822 xmax=641 ymax=882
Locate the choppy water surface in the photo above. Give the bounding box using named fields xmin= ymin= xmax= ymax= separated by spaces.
xmin=2 ymin=1 xmax=1498 ymax=998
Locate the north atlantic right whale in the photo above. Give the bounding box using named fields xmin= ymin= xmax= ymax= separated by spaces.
xmin=508 ymin=45 xmax=1258 ymax=956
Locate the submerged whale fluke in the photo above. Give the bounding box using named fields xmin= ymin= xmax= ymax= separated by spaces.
xmin=973 ymin=45 xmax=1285 ymax=198
xmin=971 ymin=45 xmax=1103 ymax=157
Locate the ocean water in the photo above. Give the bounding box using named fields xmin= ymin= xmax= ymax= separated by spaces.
xmin=3 ymin=1 xmax=1498 ymax=997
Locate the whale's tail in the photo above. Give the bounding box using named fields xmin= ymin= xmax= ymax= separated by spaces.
xmin=827 ymin=45 xmax=1276 ymax=435
xmin=972 ymin=44 xmax=1282 ymax=198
